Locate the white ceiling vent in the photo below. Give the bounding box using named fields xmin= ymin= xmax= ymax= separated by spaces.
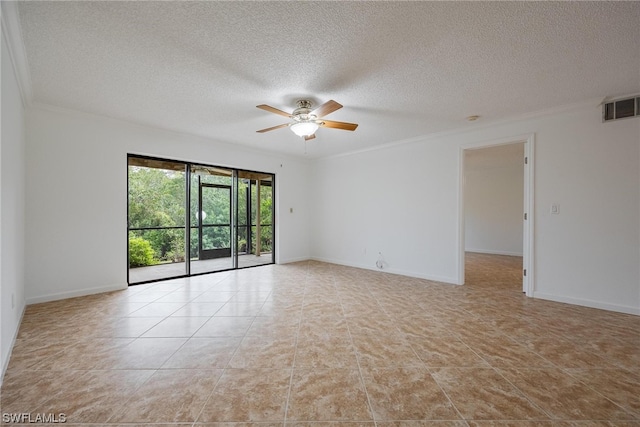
xmin=603 ymin=96 xmax=640 ymax=122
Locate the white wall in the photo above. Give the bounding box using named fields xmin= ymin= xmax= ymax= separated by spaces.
xmin=1 ymin=26 xmax=26 ymax=380
xmin=311 ymin=139 xmax=460 ymax=283
xmin=311 ymin=105 xmax=640 ymax=315
xmin=464 ymin=144 xmax=524 ymax=256
xmin=25 ymin=106 xmax=312 ymax=303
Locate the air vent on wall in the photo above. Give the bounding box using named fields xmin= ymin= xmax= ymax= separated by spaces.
xmin=603 ymin=96 xmax=640 ymax=122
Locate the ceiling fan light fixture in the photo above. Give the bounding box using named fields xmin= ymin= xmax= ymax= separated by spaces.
xmin=257 ymin=99 xmax=357 ymax=139
xmin=290 ymin=121 xmax=319 ymax=137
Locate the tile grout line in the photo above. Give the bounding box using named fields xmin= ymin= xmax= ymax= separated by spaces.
xmin=376 ymin=273 xmax=470 ymax=425
xmin=283 ymin=263 xmax=311 ymax=426
xmin=491 ymin=366 xmax=557 ymax=421
xmin=189 ymin=282 xmax=255 ymax=425
xmin=336 ymin=267 xmax=378 ymax=426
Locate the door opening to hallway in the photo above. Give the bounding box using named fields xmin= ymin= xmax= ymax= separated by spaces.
xmin=462 ymin=142 xmax=526 ymax=292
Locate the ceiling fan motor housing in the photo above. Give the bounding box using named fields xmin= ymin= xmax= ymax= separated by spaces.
xmin=292 ymin=100 xmax=316 ymax=122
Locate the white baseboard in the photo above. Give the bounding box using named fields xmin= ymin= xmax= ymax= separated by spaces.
xmin=533 ymin=291 xmax=640 ymax=316
xmin=26 ymin=283 xmax=127 ymax=305
xmin=465 ymin=249 xmax=523 ymax=257
xmin=1 ymin=303 xmax=26 ymax=386
xmin=276 ymin=256 xmax=312 ymax=265
xmin=310 ymin=256 xmax=458 ymax=285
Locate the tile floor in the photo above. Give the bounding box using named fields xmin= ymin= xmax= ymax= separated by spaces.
xmin=1 ymin=256 xmax=639 ymax=426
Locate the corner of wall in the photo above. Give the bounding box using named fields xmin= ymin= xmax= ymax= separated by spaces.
xmin=1 ymin=6 xmax=29 ymax=383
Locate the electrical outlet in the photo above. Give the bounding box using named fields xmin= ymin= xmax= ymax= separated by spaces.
xmin=551 ymin=204 xmax=560 ymax=214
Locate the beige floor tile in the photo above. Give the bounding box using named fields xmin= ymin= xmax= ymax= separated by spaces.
xmin=465 ymin=422 xmax=605 ymax=426
xmin=351 ymin=333 xmax=424 ymax=368
xmin=3 ymin=258 xmax=639 ymax=425
xmin=161 ymin=337 xmax=242 ymax=369
xmin=191 ymin=291 xmax=237 ymax=303
xmin=171 ymin=302 xmax=225 ymax=316
xmin=93 ymin=316 xmax=164 ymax=337
xmin=0 ymin=369 xmax=74 ymax=408
xmin=377 ymin=422 xmax=468 ymax=427
xmin=215 ymin=302 xmax=266 ymax=317
xmin=198 ymin=368 xmax=291 ymax=422
xmin=246 ymin=316 xmax=301 ymax=337
xmin=582 ymin=339 xmax=640 ymax=371
xmin=124 ymin=290 xmax=174 ymax=303
xmin=457 ymin=332 xmax=552 ymax=368
xmin=127 ymin=302 xmax=187 ymax=317
xmin=565 ymin=368 xmax=640 ymax=417
xmin=286 ymin=369 xmax=373 ymax=421
xmin=228 ymin=292 xmax=272 ymax=304
xmin=302 ymin=302 xmax=345 ymax=318
xmin=361 ymin=366 xmax=461 ymax=421
xmin=346 ymin=316 xmax=399 ymax=336
xmin=4 ymin=339 xmax=66 ymax=371
xmin=294 ymin=337 xmax=359 ymax=369
xmin=298 ymin=316 xmax=352 ymax=341
xmin=39 ymin=369 xmax=154 ymax=423
xmin=96 ymin=337 xmax=188 ymax=369
xmin=141 ymin=316 xmax=210 ymax=337
xmin=499 ymin=368 xmax=636 ymax=420
xmin=228 ymin=336 xmax=296 ymax=368
xmin=109 ymin=369 xmax=222 ymax=423
xmin=259 ymin=303 xmax=303 ymax=317
xmin=195 ymin=423 xmax=283 ymax=427
xmin=406 ymin=334 xmax=489 ymax=368
xmin=520 ymin=336 xmax=617 ymax=368
xmin=430 ymin=367 xmax=550 ymax=420
xmin=393 ymin=316 xmax=451 ymax=339
xmin=193 ymin=316 xmax=255 ymax=337
xmin=29 ymin=338 xmax=134 ymax=370
xmin=154 ymin=290 xmax=205 ymax=303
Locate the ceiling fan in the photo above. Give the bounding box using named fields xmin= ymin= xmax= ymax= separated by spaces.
xmin=256 ymin=99 xmax=358 ymax=141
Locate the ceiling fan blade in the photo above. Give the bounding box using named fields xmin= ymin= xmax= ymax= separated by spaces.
xmin=319 ymin=120 xmax=358 ymax=131
xmin=304 ymin=134 xmax=316 ymax=141
xmin=256 ymin=123 xmax=289 ymax=133
xmin=312 ymin=100 xmax=343 ymax=118
xmin=256 ymin=104 xmax=292 ymax=118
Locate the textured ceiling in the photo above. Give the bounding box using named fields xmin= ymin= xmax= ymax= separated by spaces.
xmin=12 ymin=1 xmax=640 ymax=158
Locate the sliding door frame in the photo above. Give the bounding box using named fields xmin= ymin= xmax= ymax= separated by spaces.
xmin=127 ymin=154 xmax=275 ymax=285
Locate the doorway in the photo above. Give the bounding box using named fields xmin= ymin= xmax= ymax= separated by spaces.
xmin=459 ymin=135 xmax=534 ymax=295
xmin=127 ymin=155 xmax=275 ymax=285
xmin=198 ymin=184 xmax=232 ymax=260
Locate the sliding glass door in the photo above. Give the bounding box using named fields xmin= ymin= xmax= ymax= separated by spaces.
xmin=237 ymin=171 xmax=274 ymax=268
xmin=127 ymin=157 xmax=188 ymax=283
xmin=127 ymin=155 xmax=274 ymax=285
xmin=190 ymin=165 xmax=234 ymax=275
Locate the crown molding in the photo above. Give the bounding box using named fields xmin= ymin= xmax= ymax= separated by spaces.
xmin=318 ymin=97 xmax=604 ymax=161
xmin=1 ymin=1 xmax=33 ymax=107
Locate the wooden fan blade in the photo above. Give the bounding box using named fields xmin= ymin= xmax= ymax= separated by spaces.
xmin=304 ymin=134 xmax=316 ymax=141
xmin=312 ymin=100 xmax=342 ymax=118
xmin=256 ymin=104 xmax=292 ymax=118
xmin=256 ymin=123 xmax=289 ymax=133
xmin=319 ymin=120 xmax=358 ymax=131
